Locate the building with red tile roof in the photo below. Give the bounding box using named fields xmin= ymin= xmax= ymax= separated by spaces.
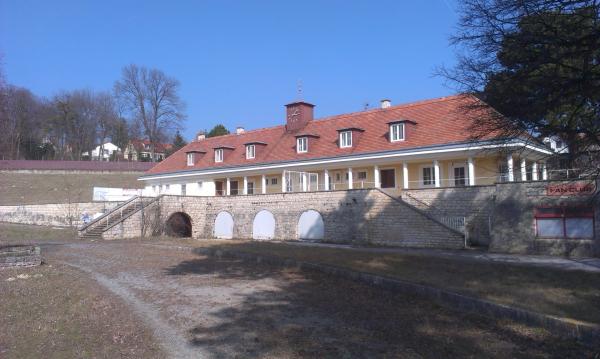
xmin=124 ymin=139 xmax=173 ymax=162
xmin=140 ymin=94 xmax=553 ymax=197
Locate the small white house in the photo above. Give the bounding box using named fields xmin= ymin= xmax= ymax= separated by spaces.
xmin=83 ymin=142 xmax=121 ymax=161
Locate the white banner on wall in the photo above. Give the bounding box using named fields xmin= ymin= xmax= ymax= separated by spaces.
xmin=93 ymin=187 xmax=142 ymax=202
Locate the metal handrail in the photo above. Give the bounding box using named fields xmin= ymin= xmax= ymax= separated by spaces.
xmin=79 ymin=195 xmax=140 ymax=231
xmin=102 ymin=195 xmax=163 ymax=233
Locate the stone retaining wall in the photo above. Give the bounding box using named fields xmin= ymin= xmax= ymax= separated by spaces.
xmin=491 ymin=180 xmax=600 ymax=257
xmin=0 ymin=202 xmax=119 ymax=227
xmin=402 ymin=186 xmax=496 ymax=245
xmin=104 ymin=189 xmax=465 ymax=248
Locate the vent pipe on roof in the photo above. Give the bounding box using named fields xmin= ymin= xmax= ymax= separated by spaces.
xmin=236 ymin=127 xmax=245 ymax=135
xmin=380 ymin=99 xmax=391 ymax=109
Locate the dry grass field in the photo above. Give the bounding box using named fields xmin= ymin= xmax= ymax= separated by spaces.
xmin=0 ymin=172 xmax=143 ymax=205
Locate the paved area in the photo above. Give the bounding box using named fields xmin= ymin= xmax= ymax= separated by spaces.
xmin=38 ymin=241 xmax=596 ymax=358
xmin=285 ymin=241 xmax=600 ymax=272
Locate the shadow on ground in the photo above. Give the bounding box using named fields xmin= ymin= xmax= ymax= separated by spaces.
xmin=165 ymin=249 xmax=595 ymax=358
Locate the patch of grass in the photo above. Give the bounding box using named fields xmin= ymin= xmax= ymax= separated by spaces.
xmin=0 ymin=263 xmax=164 ymax=358
xmin=0 ymin=223 xmax=77 ymax=245
xmin=153 ymin=239 xmax=600 ymax=325
xmin=0 ymin=172 xmax=143 ymax=205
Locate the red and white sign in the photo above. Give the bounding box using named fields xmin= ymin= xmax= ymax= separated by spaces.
xmin=546 ymin=182 xmax=596 ymax=196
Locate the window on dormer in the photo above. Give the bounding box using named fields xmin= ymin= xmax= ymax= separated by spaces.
xmin=390 ymin=123 xmax=405 ymax=142
xmin=340 ymin=131 xmax=352 ymax=148
xmin=297 ymin=137 xmax=308 ymax=153
xmin=186 ymin=153 xmax=194 ymax=166
xmin=246 ymin=145 xmax=255 ymax=159
xmin=215 ymin=149 xmax=224 ymax=163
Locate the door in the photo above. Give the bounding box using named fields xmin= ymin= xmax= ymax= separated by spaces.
xmin=298 ymin=210 xmax=324 ymax=240
xmin=215 ymin=181 xmax=224 ymax=196
xmin=230 ymin=181 xmax=239 ymax=195
xmin=252 ymin=210 xmax=275 ymax=240
xmin=214 ymin=212 xmax=234 ymax=239
xmin=380 ymin=169 xmax=396 ymax=188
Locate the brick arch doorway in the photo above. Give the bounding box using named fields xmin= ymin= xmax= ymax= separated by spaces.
xmin=166 ymin=212 xmax=192 ymax=237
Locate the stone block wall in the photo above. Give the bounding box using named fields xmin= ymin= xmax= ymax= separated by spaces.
xmin=105 ymin=189 xmax=465 ymax=249
xmin=490 ymin=180 xmax=600 ymax=257
xmin=0 ymin=202 xmax=119 ymax=227
xmin=402 ymin=186 xmax=496 ymax=245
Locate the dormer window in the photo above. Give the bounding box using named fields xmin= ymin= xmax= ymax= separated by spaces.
xmin=339 ymin=131 xmax=352 ymax=148
xmin=186 ymin=153 xmax=194 ymax=166
xmin=246 ymin=144 xmax=255 ymax=159
xmin=390 ymin=123 xmax=405 ymax=142
xmin=297 ymin=137 xmax=308 ymax=153
xmin=215 ymin=148 xmax=224 ymax=163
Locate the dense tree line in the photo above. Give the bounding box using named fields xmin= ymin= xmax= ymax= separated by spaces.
xmin=441 ymin=0 xmax=600 ymax=177
xmin=0 ymin=63 xmax=186 ymax=161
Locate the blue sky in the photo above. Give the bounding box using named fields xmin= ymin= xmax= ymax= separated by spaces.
xmin=0 ymin=0 xmax=459 ymax=141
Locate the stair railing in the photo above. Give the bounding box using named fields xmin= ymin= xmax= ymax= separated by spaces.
xmin=79 ymin=195 xmax=140 ymax=232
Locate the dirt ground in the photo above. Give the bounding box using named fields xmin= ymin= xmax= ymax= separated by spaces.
xmin=1 ymin=240 xmax=592 ymax=358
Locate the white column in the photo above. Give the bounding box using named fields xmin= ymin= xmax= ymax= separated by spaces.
xmin=226 ymin=177 xmax=231 ymax=196
xmin=347 ymin=168 xmax=353 ymax=189
xmin=468 ymin=157 xmax=475 ymax=186
xmin=261 ymin=175 xmax=267 ymax=194
xmin=507 ymin=154 xmax=514 ymax=182
xmin=302 ymin=173 xmax=308 ymax=192
xmin=374 ymin=165 xmax=381 ymax=188
xmin=433 ymin=160 xmax=440 ymax=188
xmin=324 ymin=169 xmax=330 ymax=191
xmin=243 ymin=176 xmax=248 ymax=195
xmin=403 ymin=162 xmax=409 ymax=189
xmin=532 ymin=162 xmax=538 ymax=181
xmin=521 ymin=158 xmax=527 ymax=181
xmin=281 ymin=171 xmax=286 ymax=193
xmin=542 ymin=162 xmax=548 ymax=180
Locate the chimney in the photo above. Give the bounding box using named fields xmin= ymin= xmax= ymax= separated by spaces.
xmin=380 ymin=99 xmax=391 ymax=109
xmin=196 ymin=131 xmax=206 ymax=141
xmin=285 ymin=101 xmax=315 ymax=132
xmin=236 ymin=127 xmax=245 ymax=135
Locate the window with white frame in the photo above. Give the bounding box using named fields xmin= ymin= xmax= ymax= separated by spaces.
xmin=215 ymin=149 xmax=224 ymax=162
xmin=390 ymin=123 xmax=405 ymax=142
xmin=297 ymin=137 xmax=308 ymax=153
xmin=271 ymin=177 xmax=278 ymax=185
xmin=339 ymin=131 xmax=352 ymax=148
xmin=246 ymin=145 xmax=255 ymax=159
xmin=247 ymin=182 xmax=254 ymax=195
xmin=357 ymin=171 xmax=367 ymax=180
xmin=422 ymin=167 xmax=434 ymax=186
xmin=186 ymin=153 xmax=194 ymax=166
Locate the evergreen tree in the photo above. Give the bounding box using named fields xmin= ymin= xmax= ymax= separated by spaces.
xmin=207 ymin=124 xmax=230 ymax=138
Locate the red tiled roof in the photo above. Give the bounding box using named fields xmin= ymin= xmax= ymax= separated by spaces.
xmin=147 ymin=94 xmax=497 ymax=175
xmin=130 ymin=139 xmax=173 ymax=153
xmin=0 ymin=160 xmax=154 ymax=172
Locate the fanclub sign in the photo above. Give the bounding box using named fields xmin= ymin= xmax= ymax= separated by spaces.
xmin=546 ymin=182 xmax=596 ymax=196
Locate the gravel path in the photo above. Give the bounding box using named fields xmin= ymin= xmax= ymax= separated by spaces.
xmin=43 ymin=241 xmax=597 ymax=358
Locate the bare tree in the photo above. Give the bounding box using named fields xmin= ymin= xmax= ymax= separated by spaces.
xmin=94 ymin=92 xmax=119 ymax=161
xmin=439 ymin=0 xmax=600 ymax=179
xmin=114 ymin=64 xmax=185 ymax=162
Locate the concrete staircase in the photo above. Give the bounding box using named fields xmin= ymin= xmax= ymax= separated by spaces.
xmin=78 ymin=196 xmax=157 ymax=240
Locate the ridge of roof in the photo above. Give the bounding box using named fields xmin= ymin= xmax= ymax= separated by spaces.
xmin=189 ymin=94 xmax=467 ymax=144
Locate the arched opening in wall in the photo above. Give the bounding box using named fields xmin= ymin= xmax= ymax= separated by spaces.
xmin=298 ymin=210 xmax=324 ymax=241
xmin=214 ymin=211 xmax=234 ymax=239
xmin=252 ymin=210 xmax=275 ymax=240
xmin=165 ymin=212 xmax=192 ymax=237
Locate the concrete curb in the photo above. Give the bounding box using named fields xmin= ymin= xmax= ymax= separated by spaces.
xmin=144 ymin=242 xmax=600 ymax=345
